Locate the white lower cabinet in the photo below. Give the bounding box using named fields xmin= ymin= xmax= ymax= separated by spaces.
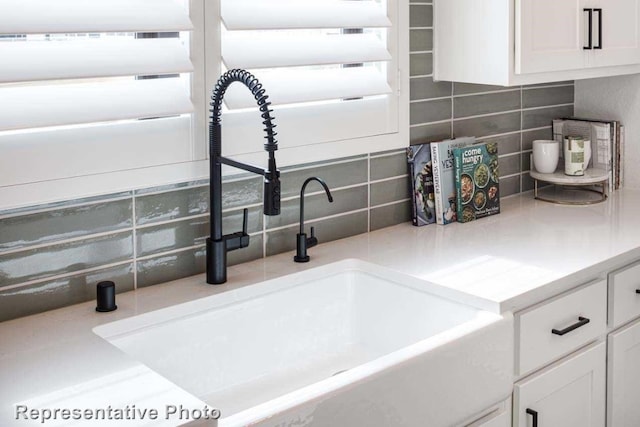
xmin=513 ymin=341 xmax=606 ymax=427
xmin=607 ymin=318 xmax=640 ymax=426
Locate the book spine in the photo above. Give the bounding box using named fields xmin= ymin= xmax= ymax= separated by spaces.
xmin=454 ymin=153 xmax=463 ymax=223
xmin=620 ymin=125 xmax=625 ymax=189
xmin=615 ymin=121 xmax=621 ymax=190
xmin=431 ymin=143 xmax=444 ymax=225
xmin=408 ymin=158 xmax=418 ymax=226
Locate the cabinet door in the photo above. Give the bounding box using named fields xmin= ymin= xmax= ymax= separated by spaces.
xmin=516 ymin=0 xmax=588 ymax=74
xmin=514 ymin=342 xmax=606 ymax=427
xmin=591 ymin=0 xmax=640 ymax=67
xmin=608 ymin=319 xmax=640 ymax=427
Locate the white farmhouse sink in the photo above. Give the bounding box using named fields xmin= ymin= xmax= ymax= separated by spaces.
xmin=94 ymin=259 xmax=513 ymax=427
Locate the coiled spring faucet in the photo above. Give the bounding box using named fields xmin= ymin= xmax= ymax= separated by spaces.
xmin=207 ymin=69 xmax=281 ymax=284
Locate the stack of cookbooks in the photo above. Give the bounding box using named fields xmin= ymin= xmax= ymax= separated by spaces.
xmin=408 ymin=136 xmax=500 ymax=225
xmin=553 ymin=117 xmax=625 ymax=191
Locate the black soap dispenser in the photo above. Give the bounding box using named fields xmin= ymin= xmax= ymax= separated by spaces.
xmin=96 ymin=281 xmax=117 ymax=312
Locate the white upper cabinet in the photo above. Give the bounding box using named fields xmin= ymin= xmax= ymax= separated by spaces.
xmin=516 ymin=0 xmax=586 ymax=74
xmin=591 ymin=0 xmax=640 ymax=67
xmin=435 ymin=0 xmax=640 ymax=85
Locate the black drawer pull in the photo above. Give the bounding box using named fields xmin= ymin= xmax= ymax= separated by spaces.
xmin=526 ymin=408 xmax=538 ymax=427
xmin=584 ymin=8 xmax=593 ymax=49
xmin=552 ymin=316 xmax=590 ymax=336
xmin=594 ymin=8 xmax=603 ymax=49
xmin=636 ymin=289 xmax=640 ymax=294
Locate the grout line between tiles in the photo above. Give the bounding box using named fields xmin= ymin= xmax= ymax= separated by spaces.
xmin=522 ymin=83 xmax=574 ymax=91
xmin=0 ymin=194 xmax=133 ymax=220
xmin=280 ymin=155 xmax=367 ymax=174
xmin=136 ymin=244 xmax=208 ymax=262
xmin=409 ymin=73 xmax=434 ymax=79
xmin=370 ymin=150 xmax=405 ymax=159
xmin=370 ymin=198 xmax=412 ymax=209
xmin=501 ymin=172 xmax=522 ymax=179
xmin=132 ymin=196 xmax=138 ymax=290
xmin=280 ymin=182 xmax=368 ymax=203
xmin=410 ymin=95 xmax=453 ymax=103
xmin=452 ymin=88 xmax=521 ymax=99
xmin=520 ymin=86 xmax=524 ymax=183
xmin=265 ymin=208 xmax=371 ymax=234
xmin=370 ymin=174 xmax=409 ymax=184
xmin=409 ymin=118 xmax=452 ymax=128
xmin=367 ymin=153 xmax=372 ymax=232
xmin=520 ymin=102 xmax=574 ymax=112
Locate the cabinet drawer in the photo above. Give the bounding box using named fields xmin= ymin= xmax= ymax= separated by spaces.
xmin=608 ymin=261 xmax=640 ymax=329
xmin=513 ymin=341 xmax=606 ymax=427
xmin=516 ymin=280 xmax=607 ymax=376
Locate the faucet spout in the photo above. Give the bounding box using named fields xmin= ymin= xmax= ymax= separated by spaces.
xmin=206 ymin=69 xmax=281 ymax=284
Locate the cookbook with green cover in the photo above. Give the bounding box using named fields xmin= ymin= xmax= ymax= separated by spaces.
xmin=453 ymin=142 xmax=500 ymax=223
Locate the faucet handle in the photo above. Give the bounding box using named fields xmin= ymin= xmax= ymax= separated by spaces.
xmin=242 ymin=208 xmax=248 ymax=235
xmin=307 ymin=226 xmax=318 ymax=249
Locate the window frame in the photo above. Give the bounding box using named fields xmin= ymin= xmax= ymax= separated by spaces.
xmin=0 ymin=0 xmax=408 ymax=210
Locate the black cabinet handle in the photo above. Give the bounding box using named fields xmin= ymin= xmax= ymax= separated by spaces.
xmin=526 ymin=409 xmax=538 ymax=427
xmin=584 ymin=8 xmax=593 ymax=49
xmin=636 ymin=289 xmax=640 ymax=294
xmin=552 ymin=316 xmax=590 ymax=336
xmin=594 ymin=8 xmax=603 ymax=49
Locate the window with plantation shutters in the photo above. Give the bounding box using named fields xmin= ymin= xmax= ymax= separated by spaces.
xmin=215 ymin=0 xmax=407 ymax=165
xmin=0 ymin=0 xmax=407 ymax=208
xmin=0 ymin=0 xmax=195 ymax=191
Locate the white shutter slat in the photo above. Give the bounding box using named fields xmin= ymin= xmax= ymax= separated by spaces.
xmin=222 ymin=0 xmax=391 ymax=30
xmin=0 ymin=39 xmax=193 ymax=83
xmin=223 ymin=33 xmax=391 ymax=69
xmin=0 ymin=79 xmax=194 ymax=132
xmin=0 ymin=0 xmax=192 ymax=34
xmin=0 ymin=117 xmax=193 ymax=188
xmin=224 ymin=67 xmax=392 ymax=109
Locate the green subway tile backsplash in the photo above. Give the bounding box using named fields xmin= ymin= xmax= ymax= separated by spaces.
xmin=410 ymin=77 xmax=452 ymax=101
xmin=0 ymin=263 xmax=134 ymax=323
xmin=523 ymin=85 xmax=575 ymax=108
xmin=410 ymin=52 xmax=432 ymax=76
xmin=0 ymin=4 xmax=576 ymax=322
xmin=0 ymin=198 xmax=132 ymax=253
xmin=453 ymin=90 xmax=521 ymax=119
xmin=370 ymin=152 xmax=407 ymax=181
xmin=522 ymin=105 xmax=574 ymax=130
xmin=410 ymin=98 xmax=452 ymax=125
xmin=410 ymin=122 xmax=452 ymax=145
xmin=266 ymin=185 xmax=368 ymax=230
xmin=279 ymin=158 xmax=367 ymax=199
xmin=370 ymin=177 xmax=411 ymax=207
xmin=409 ymin=4 xmax=433 ymax=28
xmin=135 ymin=185 xmax=209 ymax=226
xmin=409 ymin=29 xmax=433 ymax=51
xmin=0 ymin=231 xmax=133 ymax=287
xmin=453 ymin=111 xmax=522 ymax=138
xmin=370 ymin=201 xmax=412 ymax=232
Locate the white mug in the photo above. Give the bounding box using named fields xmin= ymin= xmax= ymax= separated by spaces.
xmin=532 ymin=140 xmax=560 ymax=174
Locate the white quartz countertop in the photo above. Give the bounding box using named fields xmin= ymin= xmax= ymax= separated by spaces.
xmin=2 ymin=189 xmax=640 ymax=425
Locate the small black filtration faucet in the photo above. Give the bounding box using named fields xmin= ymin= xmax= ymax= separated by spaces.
xmin=294 ymin=177 xmax=333 ymax=263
